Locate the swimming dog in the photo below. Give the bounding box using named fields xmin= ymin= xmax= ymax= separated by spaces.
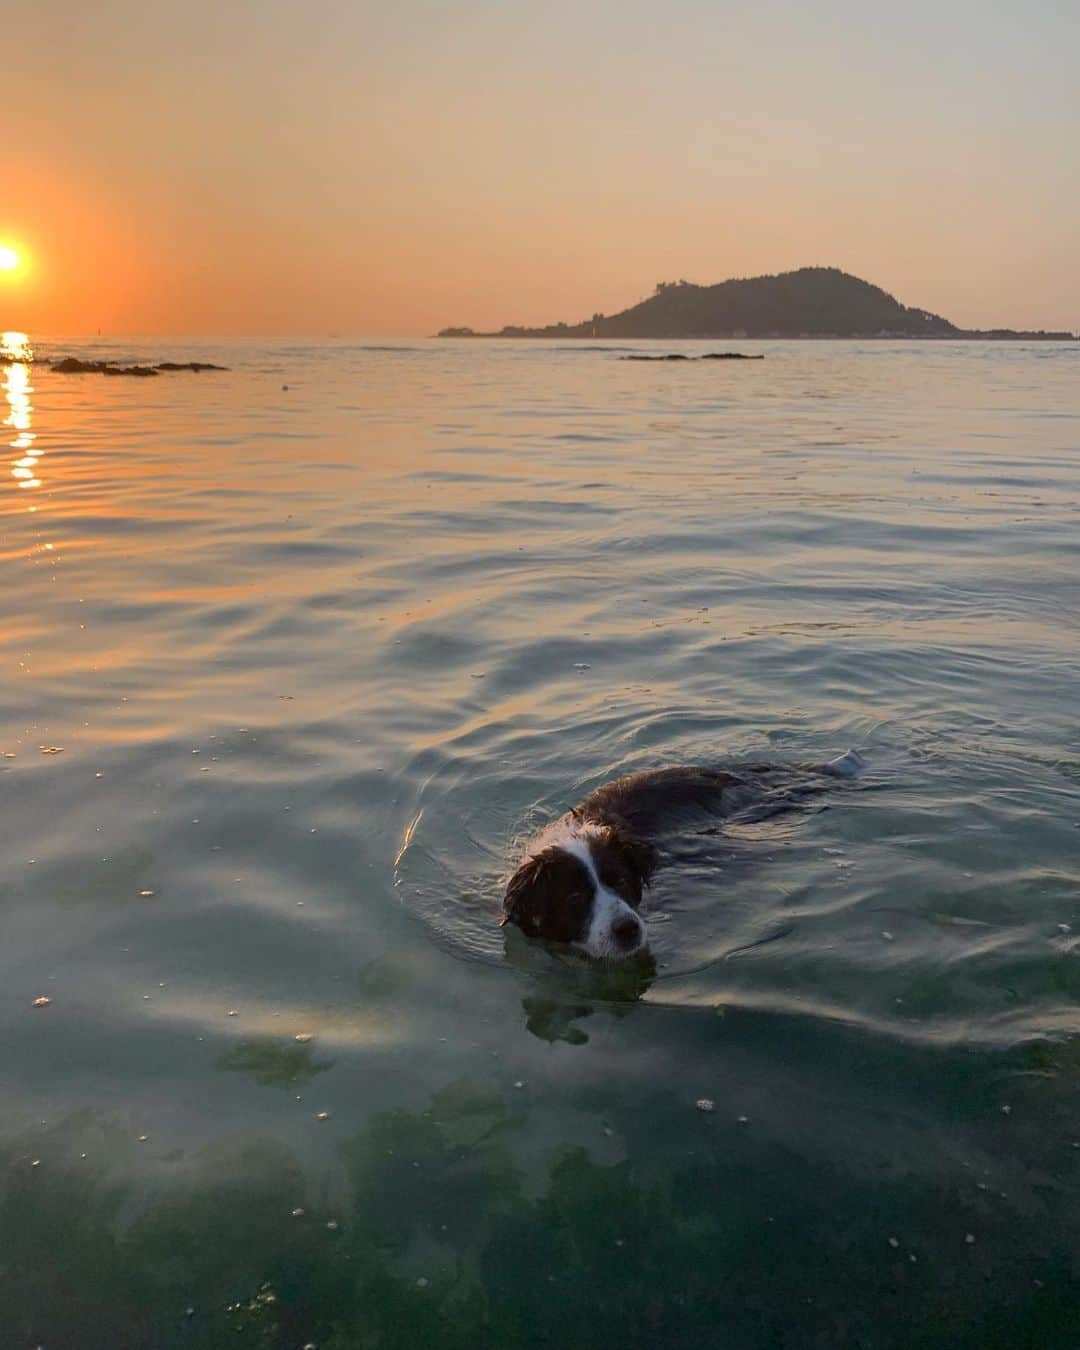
xmin=501 ymin=752 xmax=864 ymax=959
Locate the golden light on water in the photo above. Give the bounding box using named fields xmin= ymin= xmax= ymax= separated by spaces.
xmin=2 ymin=330 xmax=32 ymax=361
xmin=3 ymin=331 xmax=40 ymax=490
xmin=0 ymin=247 xmax=19 ymax=271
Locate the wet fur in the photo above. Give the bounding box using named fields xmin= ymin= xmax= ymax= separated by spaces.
xmin=502 ymin=757 xmax=862 ymax=958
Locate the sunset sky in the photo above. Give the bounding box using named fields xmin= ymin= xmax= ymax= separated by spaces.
xmin=3 ymin=0 xmax=1077 ymax=336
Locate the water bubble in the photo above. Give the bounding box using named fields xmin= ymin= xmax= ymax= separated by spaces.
xmin=964 ymin=1233 xmax=976 ymax=1245
xmin=32 ymin=996 xmax=51 ymax=1008
xmin=294 ymin=1033 xmax=313 ymax=1043
xmin=696 ymin=1099 xmax=715 ymax=1113
xmin=292 ymin=1207 xmax=305 ymax=1217
xmin=888 ymin=1237 xmax=900 ymax=1249
xmin=315 ymin=1111 xmax=330 ymax=1121
xmin=416 ymin=1277 xmax=429 ymax=1289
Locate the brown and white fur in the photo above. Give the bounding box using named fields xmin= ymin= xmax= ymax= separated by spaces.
xmin=501 ymin=752 xmax=864 ymax=960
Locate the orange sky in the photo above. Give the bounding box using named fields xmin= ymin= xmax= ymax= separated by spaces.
xmin=2 ymin=1 xmax=1077 ymax=336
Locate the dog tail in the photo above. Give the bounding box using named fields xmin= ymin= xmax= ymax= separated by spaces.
xmin=815 ymin=748 xmax=867 ymax=778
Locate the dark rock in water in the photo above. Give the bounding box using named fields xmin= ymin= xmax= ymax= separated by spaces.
xmin=155 ymin=361 xmax=228 ymax=372
xmin=52 ymin=358 xmax=159 ymax=376
xmin=52 ymin=358 xmax=110 ymax=374
xmin=620 ymin=352 xmax=764 ymax=362
xmin=52 ymin=357 xmax=228 ymax=376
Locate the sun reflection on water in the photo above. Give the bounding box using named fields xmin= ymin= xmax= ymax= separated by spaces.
xmin=2 ymin=330 xmax=39 ymax=491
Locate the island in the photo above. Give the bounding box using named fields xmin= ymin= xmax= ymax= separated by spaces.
xmin=436 ymin=267 xmax=1076 ymax=341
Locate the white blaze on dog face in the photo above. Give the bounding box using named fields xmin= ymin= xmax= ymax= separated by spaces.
xmin=550 ymin=831 xmax=647 ymax=959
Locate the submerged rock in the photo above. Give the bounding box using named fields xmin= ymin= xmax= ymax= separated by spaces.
xmin=620 ymin=352 xmax=764 ymax=362
xmin=52 ymin=358 xmax=131 ymax=375
xmin=155 ymin=361 xmax=229 ymax=371
xmin=51 ymin=357 xmax=228 ymax=376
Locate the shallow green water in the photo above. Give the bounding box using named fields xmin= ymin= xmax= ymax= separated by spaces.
xmin=3 ymin=336 xmax=1080 ymax=1348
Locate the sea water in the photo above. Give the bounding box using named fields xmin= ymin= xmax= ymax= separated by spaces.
xmin=3 ymin=335 xmax=1079 ymax=1348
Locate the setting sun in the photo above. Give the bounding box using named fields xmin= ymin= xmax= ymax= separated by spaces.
xmin=0 ymin=246 xmax=19 ymax=271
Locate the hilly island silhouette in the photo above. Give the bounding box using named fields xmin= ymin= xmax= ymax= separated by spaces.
xmin=438 ymin=267 xmax=1075 ymax=341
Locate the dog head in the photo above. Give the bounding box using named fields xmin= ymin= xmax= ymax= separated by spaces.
xmin=501 ymin=820 xmax=655 ymax=959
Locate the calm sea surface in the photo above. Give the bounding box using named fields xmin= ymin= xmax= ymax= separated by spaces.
xmin=3 ymin=335 xmax=1080 ymax=1348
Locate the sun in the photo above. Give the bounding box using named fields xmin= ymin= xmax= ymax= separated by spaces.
xmin=0 ymin=246 xmax=19 ymax=271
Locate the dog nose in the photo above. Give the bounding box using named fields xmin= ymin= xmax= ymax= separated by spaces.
xmin=612 ymin=913 xmax=642 ymax=949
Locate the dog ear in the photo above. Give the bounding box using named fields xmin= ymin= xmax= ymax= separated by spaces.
xmin=502 ymin=851 xmax=551 ymax=930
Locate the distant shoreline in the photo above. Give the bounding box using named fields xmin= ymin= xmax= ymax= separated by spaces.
xmin=436 ymin=331 xmax=1076 ymax=341
xmin=435 ymin=266 xmax=1077 ymax=342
